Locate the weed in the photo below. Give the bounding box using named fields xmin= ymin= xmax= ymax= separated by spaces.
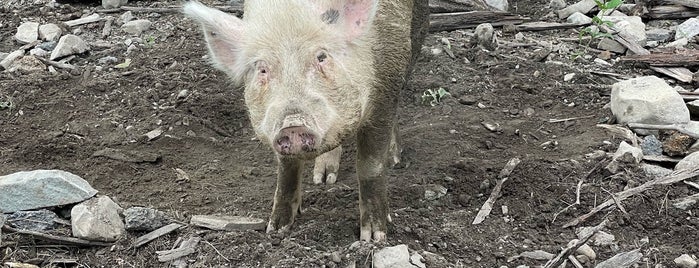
xmin=421 ymin=88 xmax=450 ymax=106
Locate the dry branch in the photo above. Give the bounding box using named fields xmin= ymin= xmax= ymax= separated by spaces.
xmin=544 ymin=219 xmax=607 ymax=268
xmin=157 ymin=236 xmax=200 ymax=262
xmin=620 ymin=50 xmax=699 ymax=67
xmin=133 ymin=223 xmax=183 ymax=248
xmin=664 ymin=0 xmax=699 ymax=8
xmin=516 ymin=21 xmax=590 ymax=31
xmin=64 ymin=14 xmax=102 ymax=27
xmin=648 ymin=5 xmax=699 ymax=19
xmin=1 ymin=225 xmax=112 ymax=247
xmin=563 ymin=167 xmax=699 ymax=228
xmin=473 ymin=158 xmax=521 ymax=224
xmin=429 ymin=11 xmax=529 ymax=32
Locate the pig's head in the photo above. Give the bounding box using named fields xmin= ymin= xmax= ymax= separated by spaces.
xmin=184 ymin=0 xmax=378 ymax=159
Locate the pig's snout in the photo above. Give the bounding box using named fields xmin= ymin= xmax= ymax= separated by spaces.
xmin=275 ymin=126 xmax=316 ymax=155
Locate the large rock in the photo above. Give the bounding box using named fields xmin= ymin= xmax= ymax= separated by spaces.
xmin=15 ymin=21 xmax=39 ymax=44
xmin=373 ymin=244 xmax=413 ymax=268
xmin=602 ymin=16 xmax=646 ymax=46
xmin=38 ymin=23 xmax=62 ymax=42
xmin=0 ymin=170 xmax=97 ymax=213
xmin=676 ymin=18 xmax=699 ymax=40
xmin=121 ymin=19 xmax=152 ymax=35
xmin=7 ymin=209 xmax=60 ymax=231
xmin=646 ymin=28 xmax=672 ymax=42
xmin=610 ymin=76 xmax=689 ymax=125
xmin=50 ymin=34 xmax=90 ymax=60
xmin=597 ymin=38 xmax=626 ymax=54
xmin=124 ymin=207 xmax=170 ymax=231
xmin=71 ymin=196 xmax=125 ymax=242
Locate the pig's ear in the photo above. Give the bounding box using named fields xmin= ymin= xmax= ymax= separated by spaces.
xmin=315 ymin=0 xmax=379 ymax=41
xmin=183 ymin=1 xmax=244 ymax=76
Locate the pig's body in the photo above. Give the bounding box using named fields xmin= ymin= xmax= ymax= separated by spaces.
xmin=184 ymin=0 xmax=428 ymax=241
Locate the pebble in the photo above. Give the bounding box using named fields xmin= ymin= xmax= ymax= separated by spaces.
xmin=674 ymin=254 xmax=698 ymax=268
xmin=121 ymin=19 xmax=152 ymax=35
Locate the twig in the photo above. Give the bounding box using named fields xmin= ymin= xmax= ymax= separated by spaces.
xmin=597 ymin=124 xmax=639 ymax=147
xmin=157 ymin=236 xmax=200 ymax=262
xmin=553 ymin=179 xmax=583 ymax=223
xmin=36 ymin=57 xmax=75 ymax=70
xmin=203 ymin=240 xmax=231 ymax=262
xmin=543 ymin=219 xmax=607 ymax=268
xmin=63 ymin=14 xmax=102 ymax=27
xmin=548 ymin=115 xmax=595 ymax=123
xmin=1 ymin=225 xmax=112 ymax=247
xmin=102 ymin=16 xmax=114 ymax=39
xmin=590 ymin=70 xmax=630 ymax=79
xmin=684 ymin=180 xmax=699 ymax=191
xmin=18 ymin=40 xmax=41 ymax=51
xmin=563 ymin=167 xmax=699 ymax=228
xmin=602 ymin=188 xmax=628 ymax=216
xmin=568 ymin=255 xmax=584 ymax=268
xmin=627 ymin=122 xmax=699 ymax=139
xmin=132 ymin=223 xmax=183 ymax=248
xmin=473 ymin=158 xmax=521 ymax=224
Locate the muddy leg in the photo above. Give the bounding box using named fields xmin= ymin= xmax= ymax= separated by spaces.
xmin=356 ymin=123 xmax=393 ymax=242
xmin=313 ymin=146 xmax=342 ymax=184
xmin=388 ymin=122 xmax=402 ymax=168
xmin=266 ymin=157 xmax=304 ymax=233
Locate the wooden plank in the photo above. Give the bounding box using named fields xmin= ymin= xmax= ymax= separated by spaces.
xmin=620 ymin=50 xmax=699 ymax=66
xmin=649 ymin=66 xmax=694 ymax=83
xmin=157 ymin=236 xmax=200 ymax=262
xmin=648 ymin=5 xmax=699 ymax=19
xmin=662 ymin=0 xmax=699 ymax=9
xmin=429 ymin=11 xmax=529 ymax=32
xmin=132 ymin=223 xmax=183 ymax=248
xmin=429 ymin=0 xmax=492 ymax=13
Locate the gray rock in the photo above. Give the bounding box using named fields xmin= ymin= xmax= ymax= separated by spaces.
xmin=373 ymin=244 xmax=412 ymax=268
xmin=424 ymin=184 xmax=448 ymax=201
xmin=0 ymin=52 xmax=8 ymax=62
xmin=102 ymin=0 xmax=128 ymax=9
xmin=592 ymin=231 xmax=616 ymax=246
xmin=7 ymin=55 xmax=45 ymax=74
xmin=38 ymin=23 xmax=62 ymax=42
xmin=675 ymin=151 xmax=699 ymax=171
xmin=518 ymin=250 xmax=555 ymax=260
xmin=71 ymin=196 xmax=125 ymax=242
xmin=641 ymin=163 xmax=673 ymax=178
xmin=549 ymin=0 xmax=566 ymax=9
xmin=119 ymin=10 xmax=134 ymax=23
xmin=646 ymin=28 xmax=672 ymax=42
xmin=605 ymin=141 xmax=643 ymax=174
xmin=474 ymin=23 xmax=496 ymax=50
xmin=124 ymin=207 xmax=170 ymax=231
xmin=98 ymin=56 xmax=118 ymax=65
xmin=567 ymin=12 xmax=592 ymax=24
xmin=0 ymin=50 xmax=25 ymax=70
xmin=37 ymin=41 xmax=57 ymax=51
xmin=485 ymin=0 xmax=508 ymax=11
xmin=674 ymin=254 xmax=698 ymax=268
xmin=410 ymin=253 xmax=426 ymax=268
xmin=29 ymin=47 xmax=48 ymax=57
xmin=557 ymin=0 xmax=596 ymax=19
xmin=595 ymin=249 xmax=642 ymax=268
xmin=597 ymin=38 xmax=626 ymax=54
xmin=7 ymin=209 xmax=60 ymax=231
xmin=641 ymin=135 xmax=662 ymax=156
xmin=601 ymin=16 xmax=646 ymax=46
xmin=610 ymin=76 xmax=689 ymax=125
xmin=190 ymin=215 xmax=266 ymax=231
xmin=575 ymin=242 xmax=596 ymax=261
xmin=121 ymin=19 xmax=152 ymax=35
xmin=676 ymin=18 xmax=699 ymax=40
xmin=665 ymin=38 xmax=688 ymax=48
xmin=0 ymin=170 xmax=97 ymax=213
xmin=50 ymin=34 xmax=90 ymax=60
xmin=15 ymin=21 xmax=39 ymax=44
xmin=673 ymin=194 xmax=699 ymax=210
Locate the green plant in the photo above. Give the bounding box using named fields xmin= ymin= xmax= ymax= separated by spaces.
xmin=421 ymin=88 xmax=450 ymax=106
xmin=578 ymin=0 xmax=623 ymax=44
xmin=145 ymin=35 xmax=156 ymax=47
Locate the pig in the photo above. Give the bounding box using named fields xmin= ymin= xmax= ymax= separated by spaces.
xmin=183 ymin=0 xmax=428 ymax=241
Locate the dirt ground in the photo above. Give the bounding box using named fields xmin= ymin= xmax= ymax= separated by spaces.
xmin=1 ymin=0 xmax=698 ymax=267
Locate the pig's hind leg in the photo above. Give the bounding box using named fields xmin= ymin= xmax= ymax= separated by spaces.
xmin=312 ymin=146 xmax=342 ymax=184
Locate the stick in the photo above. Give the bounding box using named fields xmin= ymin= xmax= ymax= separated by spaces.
xmin=553 ymin=179 xmax=584 ymax=223
xmin=203 ymin=240 xmax=231 ymax=262
xmin=1 ymin=225 xmax=112 ymax=247
xmin=627 ymin=122 xmax=699 ymax=139
xmin=563 ymin=167 xmax=699 ymax=228
xmin=619 ymin=50 xmax=699 ymax=67
xmin=643 ymin=154 xmax=683 ymax=163
xmin=102 ymin=16 xmax=114 ymax=39
xmin=544 ymin=219 xmax=607 ymax=268
xmin=429 ymin=11 xmax=529 ymax=32
xmin=132 ymin=223 xmax=183 ymax=248
xmin=473 ymin=158 xmax=521 ymax=224
xmin=516 ymin=21 xmax=590 ymax=31
xmin=596 ymin=124 xmax=639 ymax=147
xmin=63 ymin=14 xmax=102 ymax=27
xmin=548 ymin=115 xmax=594 ymax=123
xmin=36 ymin=57 xmax=75 ymax=70
xmin=685 ymin=180 xmax=699 ymax=191
xmin=157 ymin=236 xmax=200 ymax=262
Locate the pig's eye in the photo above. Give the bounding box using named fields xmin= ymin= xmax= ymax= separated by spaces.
xmin=316 ymin=52 xmax=327 ymax=64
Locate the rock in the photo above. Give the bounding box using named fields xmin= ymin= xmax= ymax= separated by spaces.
xmin=676 ymin=18 xmax=699 ymax=40
xmin=595 ymin=249 xmax=643 ymax=268
xmin=120 ymin=11 xmax=134 ymax=23
xmin=518 ymin=250 xmax=555 ymax=260
xmin=641 ymin=163 xmax=673 ymax=178
xmin=564 ymin=73 xmax=576 ymax=81
xmin=662 ymin=131 xmax=695 ymax=157
xmin=575 ymin=243 xmax=596 ymax=261
xmin=675 ymin=151 xmax=699 ymax=171
xmin=71 ymin=196 xmax=125 ymax=242
xmin=665 ymin=38 xmax=688 ymax=48
xmin=14 ymin=21 xmax=39 ymax=44
xmin=673 ymin=194 xmax=699 ymax=210
xmin=123 ymin=207 xmax=170 ymax=231
xmin=458 ymin=95 xmax=477 ymax=105
xmin=597 ymin=38 xmax=627 ymax=54
xmin=373 ymin=244 xmax=412 ymax=268
xmin=0 ymin=50 xmax=25 ymax=70
xmin=410 ymin=253 xmax=426 ymax=268
xmin=424 ymin=184 xmax=447 ymax=201
xmin=29 ymin=47 xmax=48 ymax=57
xmin=687 ymin=100 xmax=699 ymax=117
xmin=190 ymin=215 xmax=266 ymax=231
xmin=610 ymin=76 xmax=689 ymax=125
xmin=102 ymin=0 xmax=128 ymax=9
xmin=592 ymin=231 xmax=616 ymax=246
xmin=557 ymin=0 xmax=596 ymax=19
xmin=674 ymin=254 xmax=698 ymax=268
xmin=8 ymin=55 xmax=45 ymax=74
xmin=485 ymin=0 xmax=508 ymax=11
xmin=331 ymin=251 xmax=342 ymax=263
xmin=0 ymin=170 xmax=97 ymax=213
xmin=641 ymin=135 xmax=662 ymax=156
xmin=474 ymin=23 xmax=496 ymax=50
xmin=646 ymin=28 xmax=672 ymax=42
xmin=567 ymin=12 xmax=592 ymax=24
xmin=98 ymin=56 xmax=118 ymax=65
xmin=605 ymin=141 xmax=643 ymax=174
xmin=7 ymin=209 xmax=60 ymax=231
xmin=121 ymin=19 xmax=152 ymax=35
xmin=38 ymin=23 xmax=62 ymax=42
xmin=601 ymin=16 xmax=646 ymax=46
xmin=50 ymin=34 xmax=90 ymax=60
xmin=549 ymin=0 xmax=566 ymax=9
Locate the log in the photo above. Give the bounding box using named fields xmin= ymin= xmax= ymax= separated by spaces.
xmin=620 ymin=50 xmax=699 ymax=67
xmin=428 ymin=0 xmax=492 ymax=13
xmin=662 ymin=0 xmax=699 ymax=9
xmin=429 ymin=11 xmax=529 ymax=32
xmin=647 ymin=5 xmax=699 ymax=19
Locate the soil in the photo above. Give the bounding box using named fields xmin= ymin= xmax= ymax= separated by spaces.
xmin=1 ymin=0 xmax=698 ymax=267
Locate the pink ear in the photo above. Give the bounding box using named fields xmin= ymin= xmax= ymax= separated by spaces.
xmin=184 ymin=1 xmax=245 ymax=77
xmin=315 ymin=0 xmax=378 ymax=41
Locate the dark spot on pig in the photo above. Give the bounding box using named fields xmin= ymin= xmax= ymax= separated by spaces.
xmin=321 ymin=9 xmax=339 ymax=24
xmin=209 ymin=31 xmax=217 ymax=37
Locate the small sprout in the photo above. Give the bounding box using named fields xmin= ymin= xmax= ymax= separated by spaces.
xmin=421 ymin=87 xmax=451 ymax=106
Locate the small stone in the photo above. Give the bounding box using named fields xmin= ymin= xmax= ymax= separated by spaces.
xmin=98 ymin=56 xmax=118 ymax=65
xmin=592 ymin=231 xmax=616 ymax=246
xmin=15 ymin=22 xmax=39 ymax=44
xmin=29 ymin=48 xmax=48 ymax=57
xmin=38 ymin=23 xmax=62 ymax=42
xmin=124 ymin=207 xmax=170 ymax=231
xmin=567 ymin=12 xmax=592 ymax=24
xmin=0 ymin=50 xmax=25 ymax=70
xmin=594 ymin=58 xmax=612 ymax=67
xmin=458 ymin=95 xmax=477 ymax=105
xmin=7 ymin=209 xmax=60 ymax=231
xmin=120 ymin=11 xmax=134 ymax=23
xmin=598 ymin=50 xmax=612 ymax=60
xmin=598 ymin=38 xmax=627 ymax=54
xmin=71 ymin=196 xmax=125 ymax=242
xmin=518 ymin=250 xmax=555 ymax=260
xmin=605 ymin=141 xmax=643 ymax=174
xmin=474 ymin=23 xmax=497 ymax=50
xmin=549 ymin=0 xmax=566 ymax=9
xmin=485 ymin=0 xmax=508 ymax=11
xmin=190 ymin=215 xmax=266 ymax=231
xmin=37 ymin=41 xmax=57 ymax=51
xmin=646 ymin=28 xmax=672 ymax=42
xmin=676 ymin=18 xmax=699 ymax=40
xmin=575 ymin=242 xmax=596 ymax=260
xmin=641 ymin=163 xmax=673 ymax=178
xmin=102 ymin=0 xmax=128 ymax=9
xmin=373 ymin=244 xmax=411 ymax=268
xmin=557 ymin=0 xmax=596 ymax=19
xmin=177 ymin=89 xmax=189 ymax=99
xmin=641 ymin=135 xmax=662 ymax=156
xmin=424 ymin=184 xmax=448 ymax=201
xmin=331 ymin=251 xmax=342 ymax=263
xmin=662 ymin=131 xmax=695 ymax=157
xmin=50 ymin=34 xmax=90 ymax=60
xmin=121 ymin=19 xmax=152 ymax=35
xmin=144 ymin=127 xmax=163 ymax=141
xmin=0 ymin=170 xmax=97 ymax=213
xmin=674 ymin=254 xmax=698 ymax=268
xmin=564 ymin=73 xmax=576 ymax=81
xmin=665 ymin=38 xmax=688 ymax=48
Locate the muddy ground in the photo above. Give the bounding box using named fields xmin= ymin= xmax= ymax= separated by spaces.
xmin=1 ymin=0 xmax=698 ymax=267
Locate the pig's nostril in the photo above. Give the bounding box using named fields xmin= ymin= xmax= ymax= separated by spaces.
xmin=275 ymin=126 xmax=316 ymax=154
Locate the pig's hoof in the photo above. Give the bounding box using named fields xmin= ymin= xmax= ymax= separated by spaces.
xmin=360 ymin=228 xmax=386 ymax=242
xmin=266 ymin=221 xmax=292 ymax=235
xmin=312 ymin=146 xmax=342 ymax=184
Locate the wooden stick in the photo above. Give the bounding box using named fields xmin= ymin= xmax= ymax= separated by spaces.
xmin=552 ymin=179 xmax=584 ymax=223
xmin=648 ymin=5 xmax=699 ymax=19
xmin=544 ymin=219 xmax=608 ymax=268
xmin=132 ymin=223 xmax=183 ymax=248
xmin=620 ymin=50 xmax=699 ymax=67
xmin=1 ymin=225 xmax=112 ymax=247
xmin=684 ymin=180 xmax=699 ymax=190
xmin=548 ymin=115 xmax=595 ymax=123
xmin=473 ymin=158 xmax=521 ymax=224
xmin=64 ymin=14 xmax=102 ymax=27
xmin=664 ymin=0 xmax=699 ymax=8
xmin=429 ymin=11 xmax=529 ymax=32
xmin=157 ymin=236 xmax=200 ymax=262
xmin=563 ymin=167 xmax=699 ymax=228
xmin=627 ymin=122 xmax=699 ymax=139
xmin=516 ymin=21 xmax=590 ymax=31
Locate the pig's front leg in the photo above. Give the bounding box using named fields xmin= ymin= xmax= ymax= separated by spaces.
xmin=312 ymin=146 xmax=342 ymax=184
xmin=267 ymin=157 xmax=304 ymax=234
xmin=356 ymin=121 xmax=394 ymax=242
